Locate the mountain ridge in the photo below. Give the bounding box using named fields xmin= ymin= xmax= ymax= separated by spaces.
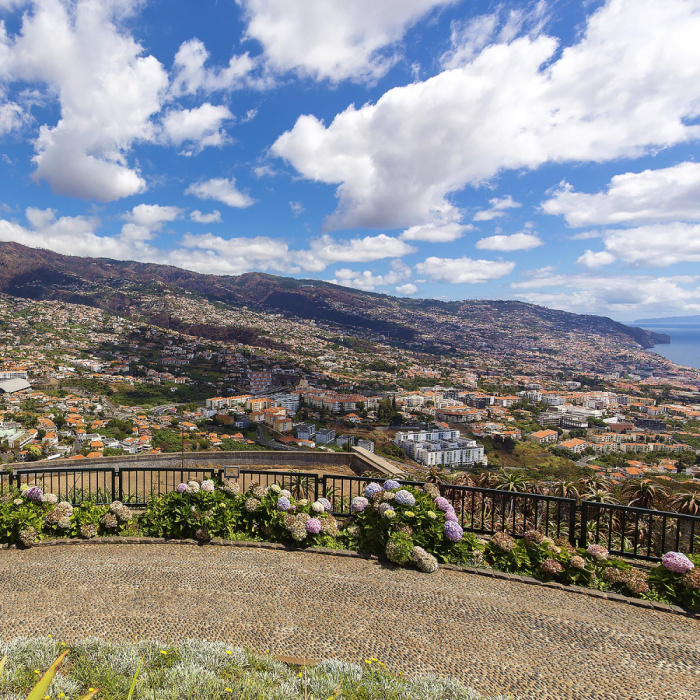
xmin=0 ymin=241 xmax=669 ymax=352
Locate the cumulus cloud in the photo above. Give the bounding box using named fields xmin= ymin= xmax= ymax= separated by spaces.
xmin=542 ymin=162 xmax=700 ymax=227
xmin=273 ymin=0 xmax=700 ymax=230
xmin=0 ymin=0 xmax=168 ymax=201
xmin=415 ymin=256 xmax=515 ymax=284
xmin=330 ymin=260 xmax=411 ymax=291
xmin=476 ymin=231 xmax=543 ymax=251
xmin=400 ymin=222 xmax=471 ymax=242
xmin=0 ymin=207 xmax=161 ymax=261
xmin=599 ymin=223 xmax=700 ymax=267
xmin=237 ymin=0 xmax=455 ymax=83
xmin=512 ymin=270 xmax=700 ymax=319
xmin=297 ymin=234 xmax=415 ymax=272
xmin=472 ymin=195 xmax=522 ymax=222
xmin=171 ymin=38 xmax=257 ymax=95
xmin=189 ymin=209 xmax=222 ymax=224
xmin=124 ymin=204 xmax=183 ymax=229
xmin=162 ymin=103 xmax=233 ymax=153
xmin=185 ymin=177 xmax=255 ymax=208
xmin=396 ymin=283 xmax=418 ymax=295
xmin=178 ymin=232 xmax=414 ymax=276
xmin=576 ymin=249 xmax=616 ymax=268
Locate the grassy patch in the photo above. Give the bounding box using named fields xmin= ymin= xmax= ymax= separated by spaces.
xmin=0 ymin=638 xmax=509 ymax=700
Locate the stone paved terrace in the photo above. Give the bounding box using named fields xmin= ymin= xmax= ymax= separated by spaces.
xmin=1 ymin=543 xmax=699 ymax=700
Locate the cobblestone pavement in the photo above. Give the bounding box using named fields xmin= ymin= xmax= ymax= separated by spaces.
xmin=1 ymin=544 xmax=698 ymax=700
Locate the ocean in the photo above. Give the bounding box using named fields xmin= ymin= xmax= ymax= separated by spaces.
xmin=645 ymin=326 xmax=700 ymax=370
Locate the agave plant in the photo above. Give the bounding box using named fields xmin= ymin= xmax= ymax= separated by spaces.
xmin=672 ymin=491 xmax=700 ymax=516
xmin=623 ymin=479 xmax=669 ymax=510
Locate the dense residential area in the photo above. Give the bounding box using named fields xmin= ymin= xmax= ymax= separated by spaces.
xmin=0 ymin=292 xmax=699 ymax=496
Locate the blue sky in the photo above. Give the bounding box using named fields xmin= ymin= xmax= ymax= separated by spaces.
xmin=0 ymin=0 xmax=699 ymax=322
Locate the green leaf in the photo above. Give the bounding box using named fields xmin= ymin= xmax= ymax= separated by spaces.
xmin=26 ymin=649 xmax=69 ymax=700
xmin=126 ymin=657 xmax=143 ymax=700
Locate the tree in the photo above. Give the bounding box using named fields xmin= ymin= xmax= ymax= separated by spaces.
xmin=623 ymin=479 xmax=668 ymax=509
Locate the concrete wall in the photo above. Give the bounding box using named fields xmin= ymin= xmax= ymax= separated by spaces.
xmin=19 ymin=450 xmax=358 ymax=473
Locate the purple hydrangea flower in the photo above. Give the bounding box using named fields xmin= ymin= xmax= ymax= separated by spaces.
xmin=305 ymin=518 xmax=322 ymax=535
xmin=394 ymin=490 xmax=416 ymax=507
xmin=383 ymin=480 xmax=401 ymax=490
xmin=25 ymin=486 xmax=43 ymax=502
xmin=378 ymin=502 xmax=393 ymax=515
xmin=662 ymin=551 xmax=695 ymax=574
xmin=444 ymin=520 xmax=464 ymax=542
xmin=444 ymin=510 xmax=458 ymax=522
xmin=318 ymin=498 xmax=332 ymax=511
xmin=277 ymin=496 xmax=292 ymax=511
xmin=200 ymin=480 xmax=215 ymax=492
xmin=434 ymin=496 xmax=451 ymax=512
xmin=176 ymin=483 xmax=188 ymax=493
xmin=351 ymin=496 xmax=369 ymax=512
xmin=364 ymin=483 xmax=384 ymax=499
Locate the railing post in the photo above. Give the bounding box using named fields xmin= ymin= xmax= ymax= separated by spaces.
xmin=111 ymin=468 xmax=116 ymax=502
xmin=118 ymin=469 xmax=123 ymax=503
xmin=579 ymin=501 xmax=588 ymax=548
xmin=569 ymin=500 xmax=578 ymax=547
xmin=314 ymin=475 xmax=319 ymax=503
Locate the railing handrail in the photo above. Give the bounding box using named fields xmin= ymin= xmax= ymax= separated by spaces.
xmin=441 ymin=483 xmax=578 ymax=505
xmin=580 ymin=499 xmax=700 ymax=522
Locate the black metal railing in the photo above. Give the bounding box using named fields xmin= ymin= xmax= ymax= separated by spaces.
xmin=578 ymin=500 xmax=699 ymax=560
xmin=3 ymin=466 xmax=698 ymax=561
xmin=441 ymin=484 xmax=578 ymax=544
xmin=118 ymin=467 xmax=219 ymax=506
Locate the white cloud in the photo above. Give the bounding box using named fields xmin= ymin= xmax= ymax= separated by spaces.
xmin=0 ymin=207 xmax=162 ymax=261
xmin=238 ymin=0 xmax=455 ymax=83
xmin=185 ymin=177 xmax=255 ymax=208
xmin=442 ymin=2 xmax=550 ymax=68
xmin=124 ymin=204 xmax=183 ymax=230
xmin=396 ymin=283 xmax=418 ymax=295
xmin=189 ymin=209 xmax=222 ymax=224
xmin=289 ymin=201 xmax=305 ymax=216
xmin=330 ymin=260 xmax=411 ymax=291
xmin=0 ymin=0 xmax=169 ymax=201
xmin=0 ymin=93 xmax=23 ymax=134
xmin=273 ymin=0 xmax=700 ymax=230
xmin=400 ymin=222 xmax=470 ymax=242
xmin=162 ymin=103 xmax=233 ymax=153
xmin=576 ymin=249 xmax=616 ymax=268
xmin=601 ymin=223 xmax=700 ymax=267
xmin=415 ymin=256 xmax=515 ymax=284
xmin=178 ymin=232 xmax=414 ymax=276
xmin=297 ymin=234 xmax=415 ymax=272
xmin=171 ymin=38 xmax=257 ymax=95
xmin=476 ymin=231 xmax=542 ymax=251
xmin=542 ymin=162 xmax=700 ymax=227
xmin=511 ymin=270 xmax=700 ymax=319
xmin=472 ymin=195 xmax=522 ymax=221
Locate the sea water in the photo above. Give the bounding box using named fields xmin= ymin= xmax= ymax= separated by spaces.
xmin=646 ymin=326 xmax=700 ymax=370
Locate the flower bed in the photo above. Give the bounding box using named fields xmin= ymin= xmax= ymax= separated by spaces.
xmin=0 ymin=637 xmax=507 ymax=700
xmin=1 ymin=480 xmax=698 ymax=612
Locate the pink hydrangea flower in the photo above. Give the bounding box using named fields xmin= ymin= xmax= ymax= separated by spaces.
xmin=662 ymin=551 xmax=695 ymax=574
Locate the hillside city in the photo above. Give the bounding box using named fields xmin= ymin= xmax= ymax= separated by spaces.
xmin=1 ymin=291 xmax=699 ymax=493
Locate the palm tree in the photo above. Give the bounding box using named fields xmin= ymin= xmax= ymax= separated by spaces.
xmin=623 ymin=479 xmax=668 ymax=510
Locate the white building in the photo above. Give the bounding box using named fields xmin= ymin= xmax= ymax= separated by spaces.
xmin=394 ymin=429 xmax=485 ymax=468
